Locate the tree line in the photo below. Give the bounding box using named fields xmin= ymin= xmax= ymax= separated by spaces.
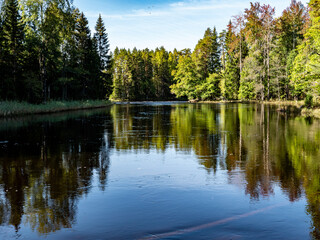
xmin=111 ymin=0 xmax=320 ymax=103
xmin=1 ymin=0 xmax=320 ymax=103
xmin=0 ymin=0 xmax=111 ymax=103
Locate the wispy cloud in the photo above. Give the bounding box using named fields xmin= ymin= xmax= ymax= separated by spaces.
xmin=87 ymin=0 xmax=245 ymax=20
xmin=81 ymin=0 xmax=309 ymax=51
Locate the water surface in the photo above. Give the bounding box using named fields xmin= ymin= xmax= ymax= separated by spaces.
xmin=0 ymin=103 xmax=320 ymax=239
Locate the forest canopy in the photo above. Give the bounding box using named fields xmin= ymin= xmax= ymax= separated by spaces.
xmin=0 ymin=0 xmax=319 ymax=103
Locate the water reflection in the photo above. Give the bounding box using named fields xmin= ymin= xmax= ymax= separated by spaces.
xmin=0 ymin=109 xmax=113 ymax=234
xmin=0 ymin=103 xmax=320 ymax=238
xmin=109 ymin=103 xmax=320 ymax=238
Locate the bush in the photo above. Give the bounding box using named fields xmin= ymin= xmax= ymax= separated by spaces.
xmin=305 ymin=94 xmax=313 ymax=108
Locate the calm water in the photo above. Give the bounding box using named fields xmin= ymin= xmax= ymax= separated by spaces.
xmin=0 ymin=103 xmax=320 ymax=239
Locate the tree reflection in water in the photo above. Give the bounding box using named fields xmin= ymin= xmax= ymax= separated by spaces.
xmin=0 ymin=103 xmax=320 ymax=238
xmin=110 ymin=103 xmax=320 ymax=238
xmin=0 ymin=110 xmax=112 ymax=234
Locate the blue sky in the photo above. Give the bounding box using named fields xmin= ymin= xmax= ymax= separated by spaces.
xmin=74 ymin=0 xmax=309 ymax=51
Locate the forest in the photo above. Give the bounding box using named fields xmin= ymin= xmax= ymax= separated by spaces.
xmin=0 ymin=0 xmax=320 ymax=103
xmin=0 ymin=0 xmax=112 ymax=103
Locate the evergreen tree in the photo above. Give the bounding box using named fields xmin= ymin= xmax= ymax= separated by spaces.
xmin=142 ymin=49 xmax=155 ymax=99
xmin=152 ymin=47 xmax=172 ymax=99
xmin=193 ymin=27 xmax=220 ymax=80
xmin=94 ymin=14 xmax=110 ymax=70
xmin=171 ymin=50 xmax=200 ymax=100
xmin=74 ymin=11 xmax=93 ymax=99
xmin=221 ymin=20 xmax=242 ymax=100
xmin=2 ymin=0 xmax=25 ymax=99
xmin=94 ymin=14 xmax=112 ymax=98
xmin=209 ymin=27 xmax=221 ymax=74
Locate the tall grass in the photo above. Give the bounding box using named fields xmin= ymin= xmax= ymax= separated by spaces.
xmin=0 ymin=100 xmax=112 ymax=117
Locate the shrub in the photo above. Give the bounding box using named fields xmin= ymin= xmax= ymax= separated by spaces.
xmin=305 ymin=94 xmax=313 ymax=108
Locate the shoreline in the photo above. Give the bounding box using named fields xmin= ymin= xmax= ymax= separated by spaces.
xmin=112 ymin=99 xmax=320 ymax=118
xmin=3 ymin=99 xmax=319 ymax=119
xmin=0 ymin=100 xmax=113 ymax=117
xmin=197 ymin=100 xmax=320 ymax=119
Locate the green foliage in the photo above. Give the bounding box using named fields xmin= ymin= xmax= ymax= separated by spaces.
xmin=220 ymin=22 xmax=242 ymax=100
xmin=192 ymin=27 xmax=220 ymax=80
xmin=196 ymin=73 xmax=221 ymax=100
xmin=305 ymin=94 xmax=313 ymax=108
xmin=110 ymin=48 xmax=133 ymax=101
xmin=94 ymin=14 xmax=110 ymax=70
xmin=0 ymin=1 xmax=109 ymax=103
xmin=0 ymin=0 xmax=317 ymax=103
xmin=1 ymin=0 xmax=25 ymax=100
xmin=239 ymin=44 xmax=262 ymax=100
xmin=110 ymin=47 xmax=175 ymax=101
xmin=152 ymin=47 xmax=172 ymax=99
xmin=290 ymin=0 xmax=320 ymax=100
xmin=170 ymin=52 xmax=200 ymax=100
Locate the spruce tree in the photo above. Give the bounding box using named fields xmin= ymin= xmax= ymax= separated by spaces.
xmin=209 ymin=27 xmax=221 ymax=74
xmin=94 ymin=14 xmax=111 ymax=70
xmin=74 ymin=11 xmax=92 ymax=98
xmin=94 ymin=14 xmax=112 ymax=98
xmin=2 ymin=0 xmax=25 ymax=99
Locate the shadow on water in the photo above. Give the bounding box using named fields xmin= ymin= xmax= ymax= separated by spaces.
xmin=0 ymin=103 xmax=320 ymax=238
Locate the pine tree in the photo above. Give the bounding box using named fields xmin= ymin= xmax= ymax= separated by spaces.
xmin=2 ymin=0 xmax=25 ymax=99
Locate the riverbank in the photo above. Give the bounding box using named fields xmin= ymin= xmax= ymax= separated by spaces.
xmin=0 ymin=100 xmax=112 ymax=117
xmin=196 ymin=99 xmax=320 ymax=119
xmin=198 ymin=99 xmax=303 ymax=106
xmin=249 ymin=100 xmax=320 ymax=118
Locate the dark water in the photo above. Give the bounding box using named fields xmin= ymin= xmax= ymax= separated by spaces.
xmin=0 ymin=103 xmax=320 ymax=239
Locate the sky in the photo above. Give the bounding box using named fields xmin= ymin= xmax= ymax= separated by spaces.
xmin=74 ymin=0 xmax=309 ymax=51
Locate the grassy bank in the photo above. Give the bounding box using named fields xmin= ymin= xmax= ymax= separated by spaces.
xmin=198 ymin=99 xmax=304 ymax=106
xmin=301 ymin=108 xmax=320 ymax=119
xmin=197 ymin=99 xmax=320 ymax=119
xmin=258 ymin=100 xmax=320 ymax=118
xmin=0 ymin=100 xmax=112 ymax=117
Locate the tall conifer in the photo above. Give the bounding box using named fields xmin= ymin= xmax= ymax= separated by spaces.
xmin=94 ymin=14 xmax=110 ymax=70
xmin=2 ymin=0 xmax=25 ymax=99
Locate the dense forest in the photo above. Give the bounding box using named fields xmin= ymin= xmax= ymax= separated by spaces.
xmin=0 ymin=0 xmax=112 ymax=103
xmin=0 ymin=0 xmax=320 ymax=103
xmin=111 ymin=0 xmax=320 ymax=102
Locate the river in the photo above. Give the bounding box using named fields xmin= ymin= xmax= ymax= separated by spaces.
xmin=0 ymin=102 xmax=319 ymax=239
